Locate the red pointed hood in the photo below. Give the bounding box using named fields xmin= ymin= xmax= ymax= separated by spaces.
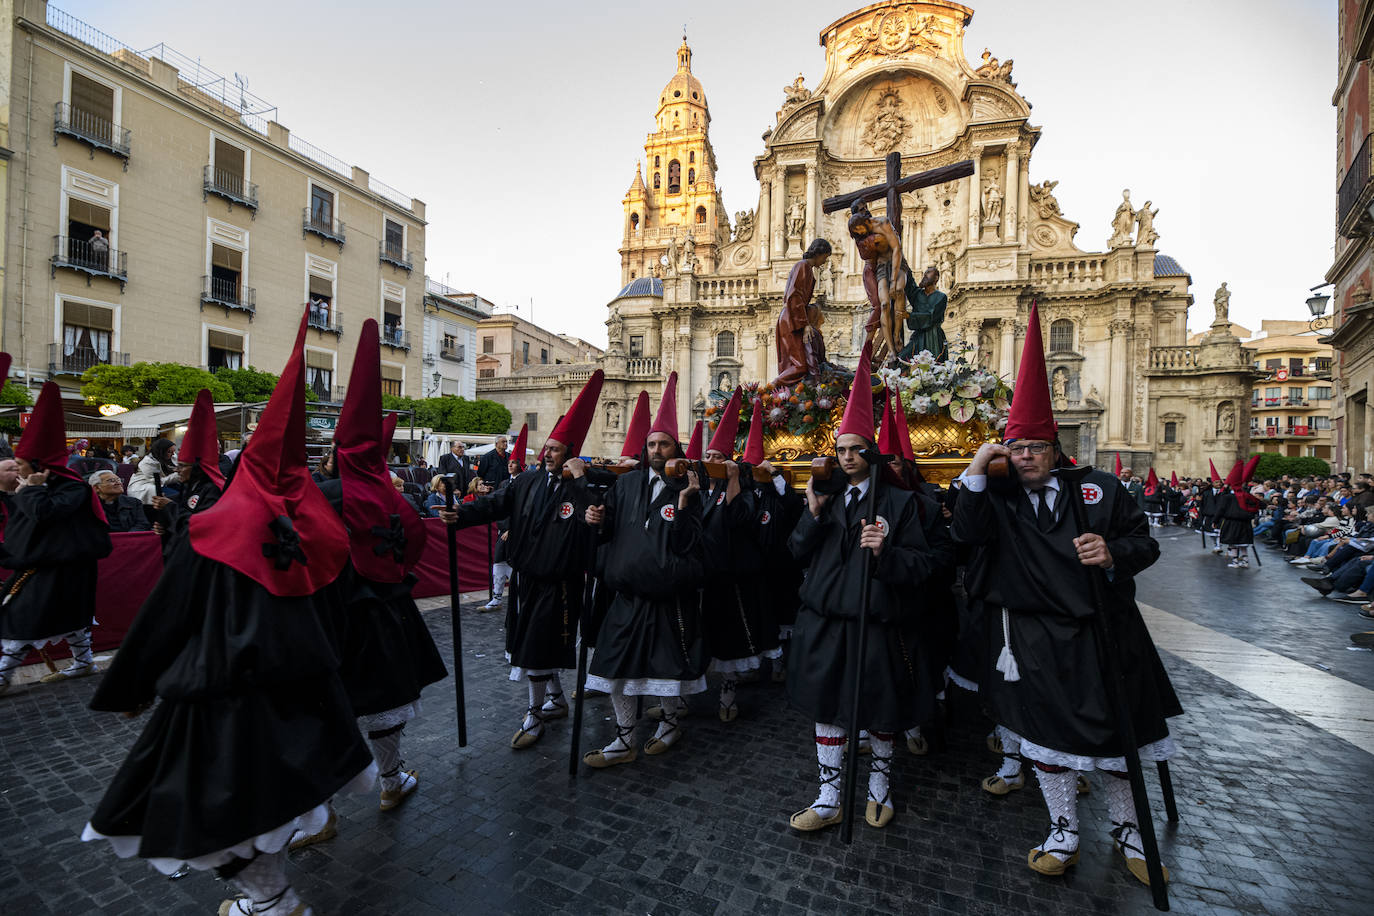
xmin=1004 ymin=300 xmax=1057 ymax=443
xmin=684 ymin=421 xmax=704 ymax=460
xmin=1224 ymin=459 xmax=1243 ymax=490
xmin=0 ymin=352 xmax=10 ymax=392
xmin=15 ymin=380 xmax=107 ymax=522
xmin=1115 ymin=453 xmax=1123 ymax=477
xmin=837 ymin=343 xmax=875 ymax=442
xmin=1209 ymin=459 xmax=1221 ymax=482
xmin=510 ymin=423 xmax=528 ymax=471
xmin=180 ymin=389 xmax=226 ymax=489
xmin=892 ymin=390 xmax=916 ymax=461
xmin=1241 ymin=455 xmax=1260 ymax=486
xmin=649 ymin=372 xmax=679 ymax=441
xmin=878 ymin=388 xmax=901 ymax=456
xmin=1170 ymin=471 xmax=1179 ymax=488
xmin=621 ymin=391 xmax=650 ymax=458
xmin=706 ymin=387 xmax=742 ymax=456
xmin=190 ymin=307 xmax=349 ymax=596
xmin=381 ymin=412 xmax=399 ymax=452
xmin=1145 ymin=468 xmax=1159 ymax=495
xmin=548 ymin=369 xmax=604 ymax=455
xmin=742 ymin=398 xmax=765 ymax=464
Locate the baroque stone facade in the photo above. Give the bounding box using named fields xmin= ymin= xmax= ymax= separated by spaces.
xmin=482 ymin=1 xmax=1254 ymax=472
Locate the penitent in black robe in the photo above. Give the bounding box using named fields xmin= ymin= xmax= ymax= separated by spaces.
xmin=699 ymin=477 xmax=780 ymax=668
xmin=786 ymin=481 xmax=936 ymax=731
xmin=316 ymin=478 xmax=447 ymax=717
xmin=458 ymin=468 xmax=595 ymax=673
xmin=85 ymin=537 xmax=372 ymax=862
xmin=1217 ymin=490 xmax=1259 ymax=547
xmin=584 ymin=469 xmax=707 ymax=690
xmin=952 ymin=469 xmax=1182 ymax=760
xmin=0 ymin=476 xmax=111 ymax=642
xmin=755 ymin=479 xmax=805 ymax=636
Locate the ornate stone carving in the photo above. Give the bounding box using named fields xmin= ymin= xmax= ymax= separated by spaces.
xmin=1109 ymin=318 xmax=1134 ymax=336
xmin=974 ymin=49 xmax=1016 ymax=87
xmin=862 ymin=87 xmax=911 ymax=154
xmin=774 ymin=108 xmax=819 ymax=143
xmin=1031 ymin=225 xmax=1058 ymax=249
xmin=932 ymin=86 xmax=949 ymax=113
xmin=1213 ymin=282 xmax=1230 ymax=324
xmin=1216 ymin=400 xmax=1236 ymax=435
xmin=1135 ymin=201 xmax=1159 ymax=248
xmin=1108 ymin=189 xmax=1135 ymax=248
xmin=781 ymin=73 xmax=811 ymax=109
xmin=840 ymin=8 xmax=942 ymax=65
xmin=981 ymin=180 xmax=1003 ymax=227
xmin=733 ymin=209 xmax=755 ymax=243
xmin=1029 ymin=179 xmax=1062 ymax=218
xmin=786 ymin=197 xmax=806 ymax=239
xmin=605 ymin=401 xmax=621 ymax=430
xmin=1052 ymin=367 xmax=1070 ymax=411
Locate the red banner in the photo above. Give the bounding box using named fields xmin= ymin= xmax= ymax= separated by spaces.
xmin=7 ymin=519 xmax=495 ymax=662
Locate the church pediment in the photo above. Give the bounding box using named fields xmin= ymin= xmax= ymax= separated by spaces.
xmin=774 ymin=100 xmax=823 ymax=144
xmin=821 ymin=71 xmax=964 ymax=158
xmin=964 ymin=83 xmax=1030 ymax=123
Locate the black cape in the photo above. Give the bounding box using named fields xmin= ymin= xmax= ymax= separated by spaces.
xmin=457 ymin=468 xmax=594 ymax=671
xmin=698 ymin=477 xmax=779 ymax=664
xmin=785 ymin=481 xmax=936 ymax=730
xmin=1217 ymin=491 xmax=1258 ymax=546
xmin=0 ymin=476 xmax=111 ymax=641
xmin=584 ymin=469 xmax=707 ymax=682
xmin=952 ymin=468 xmax=1182 ymax=758
xmin=87 ymin=538 xmax=372 ymax=860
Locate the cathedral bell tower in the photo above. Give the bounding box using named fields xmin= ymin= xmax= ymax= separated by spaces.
xmin=620 ymin=37 xmax=729 ymax=286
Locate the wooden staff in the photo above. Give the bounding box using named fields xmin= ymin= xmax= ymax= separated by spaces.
xmin=1056 ymin=464 xmax=1170 ymax=909
xmin=442 ymin=478 xmax=468 ymax=747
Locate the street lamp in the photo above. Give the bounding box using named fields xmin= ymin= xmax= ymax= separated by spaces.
xmin=430 ymin=371 xmax=442 ymax=397
xmin=1307 ymin=289 xmax=1332 ymax=332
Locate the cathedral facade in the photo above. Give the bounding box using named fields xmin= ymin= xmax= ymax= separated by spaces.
xmin=480 ymin=1 xmax=1255 ymax=474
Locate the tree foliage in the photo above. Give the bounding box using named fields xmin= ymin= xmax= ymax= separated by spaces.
xmin=0 ymin=381 xmax=35 ymax=433
xmin=81 ymin=362 xmax=234 ymax=408
xmin=213 ymin=366 xmax=282 ymax=403
xmin=381 ymin=395 xmax=512 ymax=434
xmin=1249 ymin=453 xmax=1332 ymax=480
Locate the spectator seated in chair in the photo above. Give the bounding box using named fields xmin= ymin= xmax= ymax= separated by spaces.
xmin=89 ymin=469 xmax=153 ymax=533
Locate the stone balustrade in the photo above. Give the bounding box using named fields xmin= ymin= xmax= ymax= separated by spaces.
xmin=1028 ymin=256 xmax=1107 ymax=288
xmin=626 ymin=357 xmax=662 ymax=377
xmin=697 ymin=277 xmax=759 ymax=302
xmin=1148 ymin=347 xmax=1198 ymax=371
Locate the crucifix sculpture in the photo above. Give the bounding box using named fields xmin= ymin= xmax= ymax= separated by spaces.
xmin=823 ymin=152 xmax=974 ymax=367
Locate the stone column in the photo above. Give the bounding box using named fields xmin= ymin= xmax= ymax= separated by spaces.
xmin=758 ymin=180 xmax=772 ymax=268
xmin=1107 ymin=317 xmax=1133 ymax=444
xmin=772 ymin=171 xmax=787 ymax=259
xmin=968 ymin=152 xmax=982 ymax=245
xmin=1017 ymin=148 xmax=1030 ymax=246
xmin=998 ymin=317 xmax=1015 ymax=377
xmin=1003 ymin=144 xmax=1019 ymax=242
xmin=805 ymin=164 xmax=817 ymax=246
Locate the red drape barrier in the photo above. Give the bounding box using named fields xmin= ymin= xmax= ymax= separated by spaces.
xmin=6 ymin=519 xmax=494 ymax=662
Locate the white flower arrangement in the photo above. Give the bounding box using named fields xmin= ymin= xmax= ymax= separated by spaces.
xmin=878 ymin=341 xmax=1013 ymax=427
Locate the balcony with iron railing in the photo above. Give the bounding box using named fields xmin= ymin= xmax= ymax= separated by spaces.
xmin=52 ymin=236 xmax=127 ymax=290
xmin=380 ymin=241 xmax=413 ymax=272
xmin=1339 ymin=132 xmax=1374 ymax=238
xmin=440 ymin=344 xmax=465 ymax=362
xmin=381 ymin=325 xmax=411 ymax=351
xmin=203 ymin=165 xmax=258 ymax=213
xmin=53 ymin=102 xmax=131 ymax=164
xmin=306 ymin=302 xmax=343 ymax=335
xmin=48 ymin=342 xmax=130 ymax=375
xmin=303 ymin=208 xmax=345 ymax=247
xmin=201 ymin=275 xmax=256 ymax=317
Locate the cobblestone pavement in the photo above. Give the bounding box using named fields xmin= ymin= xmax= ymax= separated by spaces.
xmin=2 ymin=527 xmax=1371 ymax=915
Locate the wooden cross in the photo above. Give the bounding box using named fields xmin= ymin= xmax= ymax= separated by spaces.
xmin=821 ymin=152 xmax=975 ymax=243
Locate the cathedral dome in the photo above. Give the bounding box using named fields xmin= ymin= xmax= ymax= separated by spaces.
xmin=612 ymin=277 xmax=663 ymax=301
xmin=657 ymin=40 xmax=708 ymax=116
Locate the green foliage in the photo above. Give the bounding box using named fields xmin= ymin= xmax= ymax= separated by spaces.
xmin=0 ymin=381 xmax=35 ymax=433
xmin=381 ymin=395 xmax=512 ymax=434
xmin=81 ymin=362 xmax=234 ymax=408
xmin=213 ymin=366 xmax=281 ymax=402
xmin=1249 ymin=453 xmax=1332 ymax=481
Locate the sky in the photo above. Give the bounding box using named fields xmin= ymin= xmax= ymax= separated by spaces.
xmin=59 ymin=0 xmax=1337 ymax=346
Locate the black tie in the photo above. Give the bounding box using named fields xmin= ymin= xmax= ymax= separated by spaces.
xmin=846 ymin=486 xmax=862 ymax=526
xmin=1033 ymin=487 xmax=1053 ymax=532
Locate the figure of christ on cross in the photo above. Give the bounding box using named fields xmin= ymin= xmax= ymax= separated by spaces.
xmin=822 ymin=153 xmax=975 ymax=370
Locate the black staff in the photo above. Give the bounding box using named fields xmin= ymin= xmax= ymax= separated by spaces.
xmin=839 ymin=446 xmax=883 ymax=844
xmin=569 ymin=467 xmax=614 ymax=776
xmin=1056 ymin=464 xmax=1170 ymax=910
xmin=442 ymin=478 xmax=469 ymax=747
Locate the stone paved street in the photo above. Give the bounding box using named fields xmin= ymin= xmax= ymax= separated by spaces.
xmin=2 ymin=527 xmax=1372 ymax=915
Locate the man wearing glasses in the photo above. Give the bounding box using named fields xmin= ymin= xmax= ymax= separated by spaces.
xmin=951 ymin=303 xmax=1180 ymax=890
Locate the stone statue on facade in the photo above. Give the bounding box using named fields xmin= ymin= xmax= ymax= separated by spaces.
xmin=1052 ymin=366 xmax=1070 ymax=411
xmin=1135 ymin=201 xmax=1159 ymax=248
xmin=781 ymin=73 xmax=811 ymax=108
xmin=680 ymin=233 xmax=697 ymax=274
xmin=1109 ymin=189 xmax=1135 ymax=248
xmin=1217 ymin=401 xmax=1236 ymax=435
xmin=605 ymin=401 xmax=621 ymax=430
xmin=786 ymin=197 xmax=806 ymax=240
xmin=1029 ymin=179 xmax=1062 ymax=218
xmin=974 ymin=49 xmax=1017 ymax=87
xmin=1213 ymin=282 xmax=1230 ymax=325
xmin=662 ymin=234 xmax=679 ymax=276
xmin=733 ymin=209 xmax=755 ymax=243
xmin=862 ymin=88 xmax=910 ymax=154
xmin=982 ymin=181 xmax=1003 ymax=227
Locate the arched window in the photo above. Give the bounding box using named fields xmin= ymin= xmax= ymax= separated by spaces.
xmin=667 ymin=160 xmax=681 ymax=194
xmin=629 ymin=212 xmax=639 ymax=231
xmin=653 ymin=172 xmax=661 ymax=189
xmin=695 ymin=206 xmax=707 ymax=224
xmin=716 ymin=330 xmax=735 ymax=358
xmin=1049 ymin=319 xmax=1074 ymax=352
xmin=689 ymin=151 xmax=695 ymax=164
xmin=687 ymin=168 xmax=696 ymax=185
xmin=654 ymin=155 xmax=660 ymax=167
xmin=1163 ymin=421 xmax=1178 ymax=443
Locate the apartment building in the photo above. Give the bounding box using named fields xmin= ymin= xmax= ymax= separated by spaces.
xmin=422 ymin=278 xmax=493 ymax=399
xmin=1244 ymin=321 xmax=1336 ymax=459
xmin=1 ymin=1 xmax=426 ymax=400
xmin=474 ymin=312 xmax=603 ymax=379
